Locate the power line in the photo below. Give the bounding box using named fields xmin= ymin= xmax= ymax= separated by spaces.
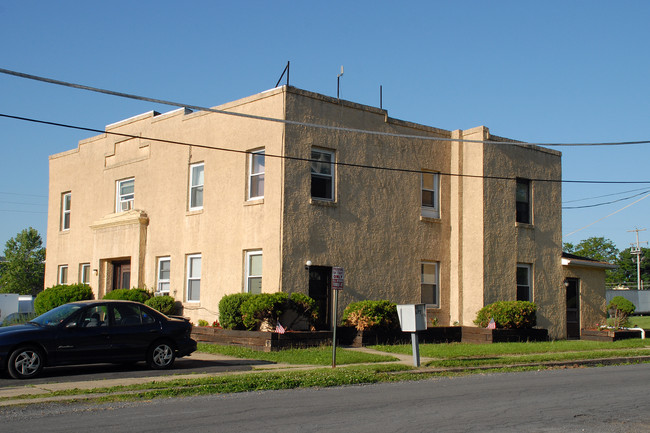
xmin=5 ymin=112 xmax=650 ymax=185
xmin=564 ymin=192 xmax=650 ymax=238
xmin=2 ymin=67 xmax=650 ymax=148
xmin=562 ymin=187 xmax=650 ymax=204
xmin=562 ymin=189 xmax=650 ymax=209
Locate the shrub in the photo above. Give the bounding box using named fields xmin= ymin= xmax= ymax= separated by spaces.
xmin=197 ymin=319 xmax=209 ymax=327
xmin=103 ymin=288 xmax=152 ymax=303
xmin=474 ymin=301 xmax=537 ymax=329
xmin=288 ymin=292 xmax=319 ymax=325
xmin=145 ymin=295 xmax=177 ymax=315
xmin=240 ymin=292 xmax=288 ymax=330
xmin=34 ymin=283 xmax=94 ymax=315
xmin=341 ymin=300 xmax=399 ymax=331
xmin=607 ymin=296 xmax=636 ymax=328
xmin=219 ymin=293 xmax=252 ymax=330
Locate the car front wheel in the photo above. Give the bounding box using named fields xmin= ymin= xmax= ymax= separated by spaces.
xmin=8 ymin=345 xmax=44 ymax=379
xmin=147 ymin=340 xmax=175 ymax=369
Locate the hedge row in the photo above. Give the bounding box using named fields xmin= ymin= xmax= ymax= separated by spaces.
xmin=218 ymin=292 xmax=318 ymax=331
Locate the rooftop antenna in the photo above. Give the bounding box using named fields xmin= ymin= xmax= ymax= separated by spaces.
xmin=337 ymin=65 xmax=344 ymax=102
xmin=275 ymin=61 xmax=290 ymax=88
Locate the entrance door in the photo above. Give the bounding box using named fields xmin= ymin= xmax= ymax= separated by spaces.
xmin=113 ymin=260 xmax=131 ymax=291
xmin=309 ymin=266 xmax=332 ymax=330
xmin=566 ymin=278 xmax=580 ymax=339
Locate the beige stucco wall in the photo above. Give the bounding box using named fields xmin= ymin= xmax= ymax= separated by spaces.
xmin=280 ymin=90 xmax=453 ymax=325
xmin=47 ymin=90 xmax=287 ymax=324
xmin=45 ymin=86 xmax=565 ymax=334
xmin=563 ymin=264 xmax=608 ymax=332
xmin=482 ymin=136 xmax=564 ymax=338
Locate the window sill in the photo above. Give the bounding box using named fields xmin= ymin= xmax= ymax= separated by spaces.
xmin=59 ymin=229 xmax=71 ymax=235
xmin=186 ymin=209 xmax=204 ymax=217
xmin=310 ymin=198 xmax=337 ymax=207
xmin=244 ymin=198 xmax=264 ymax=207
xmin=516 ymin=222 xmax=534 ymax=230
xmin=420 ymin=216 xmax=441 ymax=223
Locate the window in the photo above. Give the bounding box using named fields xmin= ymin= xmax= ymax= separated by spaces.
xmin=116 ymin=178 xmax=135 ymax=212
xmin=421 ymin=172 xmax=440 ymax=218
xmin=245 ymin=251 xmax=262 ymax=294
xmin=157 ymin=257 xmax=171 ymax=294
xmin=516 ymin=178 xmax=531 ymax=224
xmin=112 ymin=303 xmax=155 ymax=326
xmin=248 ymin=150 xmax=265 ymax=200
xmin=79 ymin=263 xmax=90 ymax=285
xmin=61 ymin=192 xmax=71 ymax=231
xmin=186 ymin=254 xmax=201 ymax=302
xmin=421 ymin=262 xmax=439 ymax=307
xmin=517 ymin=263 xmax=532 ymax=301
xmin=311 ymin=149 xmax=334 ymax=200
xmin=189 ymin=163 xmax=204 ymax=210
xmin=58 ymin=265 xmax=68 ymax=285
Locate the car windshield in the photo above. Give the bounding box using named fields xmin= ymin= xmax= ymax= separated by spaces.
xmin=30 ymin=304 xmax=84 ymax=327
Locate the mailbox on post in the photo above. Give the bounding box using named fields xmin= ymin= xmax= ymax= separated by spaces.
xmin=397 ymin=304 xmax=427 ymax=332
xmin=396 ymin=304 xmax=427 ymax=367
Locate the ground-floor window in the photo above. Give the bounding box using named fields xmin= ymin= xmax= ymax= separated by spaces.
xmin=79 ymin=263 xmax=90 ymax=285
xmin=186 ymin=254 xmax=201 ymax=302
xmin=157 ymin=257 xmax=171 ymax=294
xmin=517 ymin=263 xmax=532 ymax=301
xmin=245 ymin=250 xmax=262 ymax=294
xmin=58 ymin=265 xmax=68 ymax=285
xmin=421 ymin=261 xmax=439 ymax=307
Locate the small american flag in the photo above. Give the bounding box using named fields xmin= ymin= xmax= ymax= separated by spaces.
xmin=487 ymin=318 xmax=496 ymax=329
xmin=275 ymin=321 xmax=286 ymax=334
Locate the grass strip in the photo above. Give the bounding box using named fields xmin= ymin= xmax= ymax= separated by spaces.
xmin=197 ymin=343 xmax=398 ymax=365
xmin=373 ymin=339 xmax=650 ymax=359
xmin=426 ymin=348 xmax=650 ymax=367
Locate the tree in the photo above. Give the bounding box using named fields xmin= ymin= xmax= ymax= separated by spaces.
xmin=0 ymin=227 xmax=46 ymax=296
xmin=563 ymin=236 xmax=619 ymax=263
xmin=609 ymin=247 xmax=650 ymax=287
xmin=564 ymin=237 xmax=619 ymax=284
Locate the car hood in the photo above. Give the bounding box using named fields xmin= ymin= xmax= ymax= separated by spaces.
xmin=0 ymin=323 xmax=42 ymax=337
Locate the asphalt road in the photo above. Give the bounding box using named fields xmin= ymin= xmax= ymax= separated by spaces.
xmin=1 ymin=363 xmax=649 ymax=432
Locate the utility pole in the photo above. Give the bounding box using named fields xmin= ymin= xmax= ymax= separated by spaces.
xmin=628 ymin=228 xmax=647 ymax=290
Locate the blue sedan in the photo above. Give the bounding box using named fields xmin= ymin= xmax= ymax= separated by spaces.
xmin=0 ymin=300 xmax=197 ymax=379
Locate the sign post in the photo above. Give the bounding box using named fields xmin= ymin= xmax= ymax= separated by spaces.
xmin=331 ymin=267 xmax=344 ymax=368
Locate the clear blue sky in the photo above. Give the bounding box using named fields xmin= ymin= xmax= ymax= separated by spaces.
xmin=1 ymin=0 xmax=649 ymax=252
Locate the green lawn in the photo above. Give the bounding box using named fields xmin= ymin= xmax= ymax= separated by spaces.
xmin=370 ymin=339 xmax=650 ymax=368
xmin=197 ymin=343 xmax=398 ymax=365
xmin=629 ymin=316 xmax=650 ymax=328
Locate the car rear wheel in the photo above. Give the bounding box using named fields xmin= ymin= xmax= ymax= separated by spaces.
xmin=147 ymin=340 xmax=175 ymax=369
xmin=8 ymin=345 xmax=44 ymax=379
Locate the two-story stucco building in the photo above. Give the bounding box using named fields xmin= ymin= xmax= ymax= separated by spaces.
xmin=45 ymin=86 xmax=582 ymax=338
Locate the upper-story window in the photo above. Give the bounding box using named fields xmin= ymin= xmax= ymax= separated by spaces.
xmin=516 ymin=178 xmax=531 ymax=224
xmin=311 ymin=149 xmax=335 ymax=201
xmin=189 ymin=163 xmax=204 ymax=210
xmin=421 ymin=261 xmax=439 ymax=307
xmin=61 ymin=192 xmax=71 ymax=231
xmin=116 ymin=178 xmax=135 ymax=212
xmin=248 ymin=150 xmax=265 ymax=200
xmin=421 ymin=172 xmax=440 ymax=219
xmin=517 ymin=263 xmax=532 ymax=301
